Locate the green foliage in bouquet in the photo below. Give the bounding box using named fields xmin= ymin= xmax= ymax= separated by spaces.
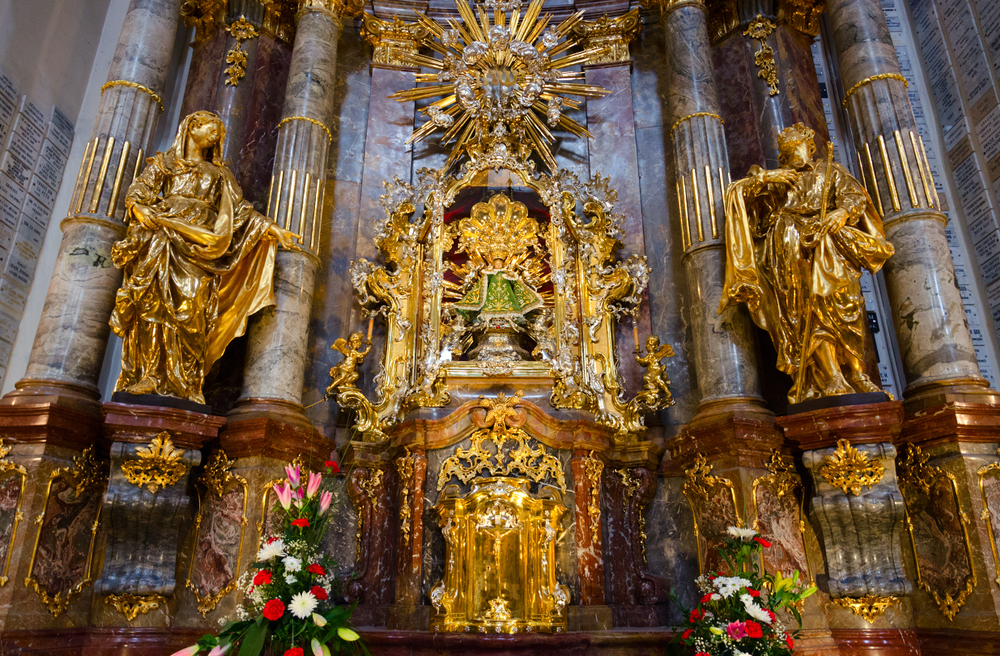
xmin=173 ymin=460 xmax=368 ymax=656
xmin=672 ymin=526 xmax=817 ymax=656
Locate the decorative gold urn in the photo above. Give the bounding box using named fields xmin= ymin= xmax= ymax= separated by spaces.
xmin=430 ymin=478 xmax=569 ymax=633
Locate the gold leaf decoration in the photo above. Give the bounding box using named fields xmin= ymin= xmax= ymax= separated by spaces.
xmin=820 ymin=439 xmax=884 ymax=496
xmin=831 ymin=594 xmax=898 ymax=624
xmin=121 ymin=432 xmax=187 ymax=493
xmin=105 ymin=593 xmax=168 ymax=620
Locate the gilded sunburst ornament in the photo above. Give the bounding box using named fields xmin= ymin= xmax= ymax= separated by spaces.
xmin=390 ymin=0 xmax=611 ymax=170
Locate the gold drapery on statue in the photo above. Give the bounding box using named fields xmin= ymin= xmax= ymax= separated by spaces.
xmin=720 ymin=123 xmax=894 ymax=403
xmin=110 ymin=111 xmax=296 ymax=404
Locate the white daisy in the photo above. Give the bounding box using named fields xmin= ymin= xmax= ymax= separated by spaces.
xmin=727 ymin=526 xmax=757 ymax=541
xmin=289 ymin=591 xmax=318 ymax=619
xmin=283 ymin=555 xmax=302 ymax=572
xmin=285 ymin=574 xmax=297 ymax=584
xmin=257 ymin=539 xmax=285 ymax=561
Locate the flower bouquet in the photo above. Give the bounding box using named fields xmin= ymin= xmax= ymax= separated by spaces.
xmin=174 ymin=460 xmax=367 ymax=656
xmin=673 ymin=526 xmax=817 ymax=656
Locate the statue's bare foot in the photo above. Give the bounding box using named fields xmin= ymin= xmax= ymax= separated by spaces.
xmin=849 ymin=373 xmax=881 ymax=393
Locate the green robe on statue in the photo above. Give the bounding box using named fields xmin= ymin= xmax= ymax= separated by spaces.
xmin=453 ymin=267 xmax=543 ymax=324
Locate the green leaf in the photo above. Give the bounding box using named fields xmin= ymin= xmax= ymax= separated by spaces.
xmin=239 ymin=618 xmax=268 ymax=656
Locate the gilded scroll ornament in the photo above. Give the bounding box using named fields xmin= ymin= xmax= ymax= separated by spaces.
xmin=584 ymin=452 xmax=603 ymax=546
xmin=720 ymin=123 xmax=894 ymax=403
xmin=105 ymin=593 xmax=168 ymax=620
xmin=682 ymin=453 xmax=743 ymax=575
xmin=361 ymin=13 xmax=430 ymax=67
xmin=121 ymin=432 xmax=188 ymax=494
xmin=438 ymin=392 xmax=566 ymax=493
xmin=397 ymin=448 xmax=415 ymax=549
xmin=390 ymin=0 xmax=612 ymax=170
xmin=898 ymin=443 xmax=977 ymax=621
xmin=819 ymin=439 xmax=884 ymax=496
xmin=224 ymin=17 xmax=259 ymax=87
xmin=744 ymin=16 xmax=779 ymax=96
xmin=977 ymin=449 xmax=1000 ymax=588
xmin=25 ymin=446 xmax=106 ymax=617
xmin=185 ymin=449 xmax=249 ymax=616
xmin=831 ymin=594 xmax=898 ymax=623
xmin=780 ymin=0 xmax=825 ymax=37
xmin=180 ymin=0 xmax=226 ymax=44
xmin=110 ymin=111 xmax=299 ymax=404
xmin=618 ymin=468 xmax=649 ymax=563
xmin=0 ymin=439 xmax=27 ymax=586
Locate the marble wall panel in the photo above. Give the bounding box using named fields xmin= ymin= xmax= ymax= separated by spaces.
xmin=0 ymin=473 xmax=22 ymax=581
xmin=645 ymin=475 xmax=697 ymax=623
xmin=188 ymin=487 xmax=245 ymax=608
xmin=712 ymin=33 xmax=765 ymax=178
xmin=754 ymin=485 xmax=809 ymax=580
xmin=180 ymin=28 xmax=229 ymax=119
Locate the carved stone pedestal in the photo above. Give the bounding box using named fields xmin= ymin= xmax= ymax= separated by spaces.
xmin=779 ymin=401 xmax=911 ymax=601
xmin=94 ymin=401 xmax=225 ymax=624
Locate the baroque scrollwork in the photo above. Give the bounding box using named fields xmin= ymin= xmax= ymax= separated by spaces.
xmin=831 ymin=594 xmax=899 ymax=624
xmin=121 ymin=432 xmax=187 ymax=493
xmin=683 ymin=453 xmax=743 ymax=575
xmin=224 ymin=16 xmax=258 ymax=86
xmin=977 ymin=449 xmax=1000 ymax=588
xmin=820 ymin=439 xmax=884 ymax=496
xmin=105 ymin=593 xmax=168 ymax=620
xmin=0 ymin=439 xmax=27 ymax=586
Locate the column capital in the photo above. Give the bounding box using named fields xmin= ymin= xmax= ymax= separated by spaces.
xmin=361 ymin=13 xmax=431 ymax=68
xmin=640 ymin=0 xmax=705 ymax=20
xmin=572 ymin=8 xmax=642 ymax=65
xmin=297 ymin=0 xmax=364 ymax=21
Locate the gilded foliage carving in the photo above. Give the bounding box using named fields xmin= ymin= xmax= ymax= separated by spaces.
xmin=831 ymin=594 xmax=898 ymax=624
xmin=121 ymin=432 xmax=187 ymax=493
xmin=820 ymin=439 xmax=884 ymax=496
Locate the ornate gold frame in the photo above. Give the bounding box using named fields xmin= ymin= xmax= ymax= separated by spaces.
xmin=750 ymin=450 xmax=814 ymax=585
xmin=682 ymin=453 xmax=743 ymax=575
xmin=0 ymin=439 xmax=27 ymax=586
xmin=898 ymin=444 xmax=977 ymax=621
xmin=185 ymin=450 xmax=249 ymax=616
xmin=24 ymin=446 xmax=106 ymax=617
xmin=976 ymin=449 xmax=1000 ymax=588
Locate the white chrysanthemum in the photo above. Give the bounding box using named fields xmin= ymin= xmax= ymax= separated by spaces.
xmin=742 ymin=595 xmax=773 ymax=624
xmin=285 ymin=574 xmax=297 ymax=584
xmin=727 ymin=526 xmax=757 ymax=541
xmin=289 ymin=591 xmax=318 ymax=619
xmin=714 ymin=576 xmax=752 ymax=598
xmin=257 ymin=539 xmax=285 ymax=561
xmin=283 ymin=555 xmax=302 ymax=572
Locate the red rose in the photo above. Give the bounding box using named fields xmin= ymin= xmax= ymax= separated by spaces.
xmin=253 ymin=570 xmax=272 ymax=586
xmin=292 ymin=518 xmax=310 ymax=528
xmin=754 ymin=536 xmax=772 ymax=548
xmin=689 ymin=608 xmax=703 ymax=623
xmin=681 ymin=629 xmax=692 ymax=640
xmin=311 ymin=585 xmax=329 ymax=601
xmin=308 ymin=564 xmax=326 ymax=576
xmin=785 ymin=632 xmax=794 ymax=649
xmin=745 ymin=620 xmax=763 ymax=638
xmin=696 ymin=652 xmax=711 ymax=656
xmin=284 ymin=649 xmax=304 ymax=656
xmin=325 ymin=460 xmax=340 ymax=473
xmin=746 ymin=588 xmax=761 ymax=597
xmin=262 ymin=598 xmax=284 ymax=621
xmin=700 ymin=593 xmax=713 ymax=604
xmin=267 ymin=537 xmax=279 ymax=545
xmin=765 ymin=608 xmax=776 ymax=623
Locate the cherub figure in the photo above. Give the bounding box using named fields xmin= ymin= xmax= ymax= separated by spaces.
xmin=634 ymin=335 xmax=675 ymax=408
xmin=326 ymin=331 xmax=372 ymax=394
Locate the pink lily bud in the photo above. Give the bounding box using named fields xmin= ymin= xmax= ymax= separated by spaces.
xmin=319 ymin=490 xmax=333 ymax=515
xmin=170 ymin=647 xmax=200 ymax=656
xmin=306 ymin=471 xmax=322 ymax=498
xmin=285 ymin=464 xmax=301 ymax=487
xmin=274 ymin=482 xmax=293 ymax=510
xmin=208 ymin=644 xmax=231 ymax=656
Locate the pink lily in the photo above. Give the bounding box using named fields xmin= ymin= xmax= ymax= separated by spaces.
xmin=319 ymin=490 xmax=333 ymax=515
xmin=170 ymin=648 xmax=200 ymax=656
xmin=208 ymin=644 xmax=231 ymax=656
xmin=273 ymin=482 xmax=293 ymax=510
xmin=285 ymin=464 xmax=301 ymax=487
xmin=306 ymin=471 xmax=322 ymax=498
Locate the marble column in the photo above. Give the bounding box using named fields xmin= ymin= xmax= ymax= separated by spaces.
xmin=2 ymin=0 xmax=181 ymax=415
xmin=234 ymin=0 xmax=357 ymax=423
xmin=828 ymin=0 xmax=995 ymax=408
xmin=653 ymin=0 xmax=766 ymax=418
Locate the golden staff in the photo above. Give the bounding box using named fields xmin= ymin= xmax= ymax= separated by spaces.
xmin=793 ymin=141 xmax=835 ymax=404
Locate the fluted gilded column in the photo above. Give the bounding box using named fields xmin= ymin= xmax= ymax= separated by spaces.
xmin=828 ymin=0 xmax=995 ymax=408
xmin=3 ymin=0 xmax=181 ymax=413
xmin=652 ymin=0 xmax=766 ymax=419
xmin=234 ymin=0 xmax=358 ymax=420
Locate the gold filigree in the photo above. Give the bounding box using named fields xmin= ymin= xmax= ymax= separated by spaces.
xmin=356 ymin=468 xmax=383 ymax=561
xmin=24 ymin=446 xmax=106 ymax=617
xmin=180 ymin=0 xmax=226 ymax=44
xmin=977 ymin=449 xmax=1000 ymax=588
xmin=572 ymin=9 xmax=642 ymax=64
xmin=224 ymin=17 xmax=259 ymax=87
xmin=682 ymin=453 xmax=743 ymax=575
xmin=780 ymin=0 xmax=825 ymax=36
xmin=0 ymin=438 xmax=27 ymax=586
xmin=617 ymin=468 xmax=648 ymax=563
xmin=842 ymin=73 xmax=908 ymax=106
xmin=100 ymin=80 xmax=164 ymax=112
xmin=744 ymin=16 xmax=779 ymax=96
xmin=820 ymin=439 xmax=884 ymax=496
xmin=397 ymin=448 xmax=415 ymax=549
xmin=670 ymin=111 xmax=724 ymax=139
xmin=438 ymin=392 xmax=566 ymax=493
xmin=831 ymin=594 xmax=898 ymax=624
xmin=898 ymin=443 xmax=977 ymax=621
xmin=276 ymin=115 xmax=333 ymax=144
xmin=185 ymin=449 xmax=249 ymax=616
xmin=391 ymin=0 xmax=612 ymax=171
xmin=105 ymin=593 xmax=168 ymax=620
xmin=583 ymin=451 xmax=603 ymax=547
xmin=121 ymin=432 xmax=187 ymax=493
xmin=362 ymin=13 xmax=430 ymax=68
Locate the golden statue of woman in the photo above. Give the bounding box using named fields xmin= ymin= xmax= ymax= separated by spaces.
xmin=720 ymin=123 xmax=894 ymax=403
xmin=110 ymin=111 xmax=298 ymax=404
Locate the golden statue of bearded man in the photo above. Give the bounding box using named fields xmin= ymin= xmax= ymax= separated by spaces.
xmin=110 ymin=111 xmax=298 ymax=404
xmin=720 ymin=123 xmax=894 ymax=403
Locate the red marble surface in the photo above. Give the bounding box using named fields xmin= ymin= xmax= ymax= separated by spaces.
xmin=712 ymin=31 xmax=766 ymax=178
xmin=901 ymin=402 xmax=1000 ymax=447
xmin=777 ymin=401 xmax=903 ymax=450
xmin=102 ymin=402 xmax=226 ymax=450
xmin=395 ymin=448 xmax=427 ymax=605
xmin=572 ymin=451 xmax=605 ymax=606
xmin=346 ymin=463 xmax=398 ymax=613
xmin=189 ymin=486 xmax=245 ymax=602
